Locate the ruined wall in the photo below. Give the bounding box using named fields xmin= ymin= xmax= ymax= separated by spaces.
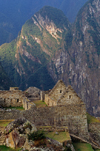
xmin=45 ymin=94 xmax=57 ymax=106
xmin=89 ymin=123 xmax=100 ymax=146
xmin=0 ymin=90 xmax=25 ymax=107
xmin=22 ymin=98 xmax=36 ymax=110
xmin=23 ymin=104 xmax=89 ymax=140
xmin=0 ymin=109 xmax=22 ymax=120
xmin=44 ymin=94 xmax=49 ymax=105
xmin=0 ymin=103 xmax=89 ymax=140
xmin=48 ymin=81 xmax=66 ymax=101
xmin=58 ymin=89 xmax=83 ymax=105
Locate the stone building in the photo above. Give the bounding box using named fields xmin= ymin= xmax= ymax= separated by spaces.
xmin=0 ymin=87 xmax=35 ymax=110
xmin=0 ymin=81 xmax=89 ymax=141
xmin=45 ymin=80 xmax=84 ymax=107
xmin=45 ymin=80 xmax=66 ymax=106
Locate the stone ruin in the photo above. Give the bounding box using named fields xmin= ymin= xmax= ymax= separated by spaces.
xmin=0 ymin=80 xmax=100 ymax=149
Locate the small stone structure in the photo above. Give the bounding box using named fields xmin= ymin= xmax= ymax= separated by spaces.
xmin=0 ymin=81 xmax=100 ymax=149
xmin=44 ymin=80 xmax=85 ymax=107
xmin=0 ymin=81 xmax=93 ymax=142
xmin=0 ymin=87 xmax=35 ymax=110
xmin=45 ymin=80 xmax=66 ymax=106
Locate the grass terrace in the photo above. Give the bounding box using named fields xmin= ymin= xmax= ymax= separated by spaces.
xmin=5 ymin=106 xmax=24 ymax=111
xmin=73 ymin=143 xmax=94 ymax=151
xmin=0 ymin=120 xmax=14 ymax=127
xmin=33 ymin=100 xmax=47 ymax=108
xmin=87 ymin=113 xmax=100 ymax=124
xmin=45 ymin=131 xmax=71 ymax=143
xmin=0 ymin=145 xmax=22 ymax=151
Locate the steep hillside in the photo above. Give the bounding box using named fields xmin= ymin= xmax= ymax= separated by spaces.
xmin=0 ymin=6 xmax=70 ymax=90
xmin=0 ymin=1 xmax=100 ymax=116
xmin=0 ymin=0 xmax=88 ymax=45
xmin=48 ymin=0 xmax=100 ymax=116
xmin=0 ymin=62 xmax=14 ymax=90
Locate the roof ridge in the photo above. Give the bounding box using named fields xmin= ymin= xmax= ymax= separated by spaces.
xmin=48 ymin=80 xmax=66 ymax=96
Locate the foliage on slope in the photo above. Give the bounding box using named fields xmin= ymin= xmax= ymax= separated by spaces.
xmin=0 ymin=6 xmax=70 ymax=90
xmin=0 ymin=62 xmax=14 ymax=90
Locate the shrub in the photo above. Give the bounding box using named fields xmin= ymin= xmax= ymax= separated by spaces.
xmin=28 ymin=130 xmax=46 ymax=141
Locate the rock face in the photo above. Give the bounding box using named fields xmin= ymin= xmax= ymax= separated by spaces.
xmin=0 ymin=2 xmax=100 ymax=116
xmin=2 ymin=118 xmax=66 ymax=151
xmin=4 ymin=118 xmax=37 ymax=149
xmin=47 ymin=0 xmax=100 ymax=116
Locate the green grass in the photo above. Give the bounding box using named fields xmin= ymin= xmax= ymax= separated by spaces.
xmin=33 ymin=100 xmax=47 ymax=108
xmin=87 ymin=113 xmax=100 ymax=124
xmin=0 ymin=145 xmax=22 ymax=151
xmin=45 ymin=131 xmax=70 ymax=143
xmin=5 ymin=106 xmax=24 ymax=111
xmin=73 ymin=143 xmax=94 ymax=151
xmin=0 ymin=120 xmax=14 ymax=127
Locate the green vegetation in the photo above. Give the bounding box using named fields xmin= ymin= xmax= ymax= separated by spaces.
xmin=36 ymin=6 xmax=69 ymax=29
xmin=0 ymin=39 xmax=18 ymax=85
xmin=28 ymin=130 xmax=46 ymax=141
xmin=87 ymin=113 xmax=100 ymax=124
xmin=5 ymin=106 xmax=24 ymax=111
xmin=45 ymin=132 xmax=70 ymax=143
xmin=73 ymin=143 xmax=94 ymax=151
xmin=0 ymin=62 xmax=14 ymax=90
xmin=0 ymin=145 xmax=21 ymax=151
xmin=0 ymin=120 xmax=14 ymax=127
xmin=0 ymin=5 xmax=71 ymax=91
xmin=33 ymin=100 xmax=47 ymax=108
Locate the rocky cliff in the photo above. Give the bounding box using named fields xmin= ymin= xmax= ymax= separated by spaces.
xmin=48 ymin=0 xmax=100 ymax=116
xmin=0 ymin=1 xmax=100 ymax=116
xmin=0 ymin=6 xmax=70 ymax=90
xmin=0 ymin=0 xmax=88 ymax=45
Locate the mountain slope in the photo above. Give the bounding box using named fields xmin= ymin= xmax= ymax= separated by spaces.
xmin=48 ymin=0 xmax=100 ymax=116
xmin=0 ymin=0 xmax=88 ymax=45
xmin=0 ymin=62 xmax=14 ymax=90
xmin=0 ymin=6 xmax=70 ymax=90
xmin=0 ymin=1 xmax=100 ymax=116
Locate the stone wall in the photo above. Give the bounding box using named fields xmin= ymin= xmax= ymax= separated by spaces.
xmin=48 ymin=80 xmax=66 ymax=102
xmin=0 ymin=89 xmax=35 ymax=110
xmin=23 ymin=105 xmax=89 ymax=140
xmin=0 ymin=103 xmax=89 ymax=140
xmin=57 ymin=87 xmax=84 ymax=105
xmin=0 ymin=90 xmax=24 ymax=107
xmin=45 ymin=94 xmax=57 ymax=106
xmin=0 ymin=109 xmax=22 ymax=120
xmin=22 ymin=98 xmax=36 ymax=110
xmin=89 ymin=123 xmax=100 ymax=146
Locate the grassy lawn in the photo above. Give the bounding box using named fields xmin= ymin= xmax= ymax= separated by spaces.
xmin=87 ymin=113 xmax=100 ymax=124
xmin=0 ymin=145 xmax=21 ymax=151
xmin=5 ymin=106 xmax=24 ymax=111
xmin=73 ymin=143 xmax=94 ymax=151
xmin=45 ymin=131 xmax=71 ymax=143
xmin=33 ymin=100 xmax=47 ymax=108
xmin=0 ymin=120 xmax=14 ymax=127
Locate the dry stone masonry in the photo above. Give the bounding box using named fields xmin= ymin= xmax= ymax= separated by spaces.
xmin=0 ymin=80 xmax=100 ymax=148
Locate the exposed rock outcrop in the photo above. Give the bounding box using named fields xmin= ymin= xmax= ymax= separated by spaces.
xmin=4 ymin=118 xmax=37 ymax=149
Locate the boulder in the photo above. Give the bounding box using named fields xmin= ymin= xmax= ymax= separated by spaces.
xmin=4 ymin=117 xmax=37 ymax=149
